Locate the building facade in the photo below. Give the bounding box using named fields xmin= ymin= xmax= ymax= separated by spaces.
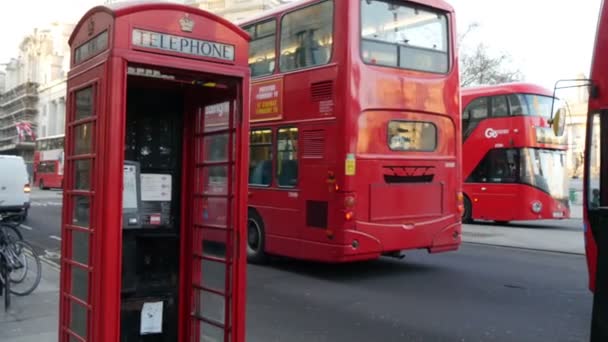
xmin=185 ymin=0 xmax=287 ymax=22
xmin=0 ymin=23 xmax=73 ymax=176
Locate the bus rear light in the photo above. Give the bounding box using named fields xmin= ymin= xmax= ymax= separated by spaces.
xmin=335 ymin=184 xmax=340 ymax=192
xmin=457 ymin=204 xmax=464 ymax=214
xmin=345 ymin=211 xmax=354 ymax=221
xmin=344 ymin=196 xmax=356 ymax=208
xmin=24 ymin=184 xmax=31 ymax=193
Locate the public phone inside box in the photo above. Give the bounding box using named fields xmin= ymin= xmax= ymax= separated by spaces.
xmin=120 ymin=80 xmax=183 ymax=341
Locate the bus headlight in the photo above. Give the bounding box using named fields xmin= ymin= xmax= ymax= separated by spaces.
xmin=531 ymin=201 xmax=542 ymax=213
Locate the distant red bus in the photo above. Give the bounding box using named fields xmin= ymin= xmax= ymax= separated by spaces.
xmin=461 ymin=83 xmax=570 ymax=223
xmin=239 ymin=0 xmax=462 ymax=263
xmin=34 ymin=134 xmax=64 ymax=189
xmin=584 ymin=1 xmax=608 ymax=339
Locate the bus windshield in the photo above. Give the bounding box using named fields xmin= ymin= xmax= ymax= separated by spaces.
xmin=508 ymin=94 xmax=564 ymax=120
xmin=360 ymin=0 xmax=449 ymax=73
xmin=520 ymin=148 xmax=568 ymax=199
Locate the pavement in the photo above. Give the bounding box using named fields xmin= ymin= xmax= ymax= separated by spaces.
xmin=0 ymin=263 xmax=59 ymax=342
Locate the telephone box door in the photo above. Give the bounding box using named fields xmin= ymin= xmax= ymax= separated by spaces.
xmin=60 ymin=63 xmax=105 ymax=342
xmin=189 ymin=95 xmax=246 ymax=341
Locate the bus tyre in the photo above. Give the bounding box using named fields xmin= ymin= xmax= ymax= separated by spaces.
xmin=494 ymin=221 xmax=510 ymax=225
xmin=462 ymin=196 xmax=473 ymax=223
xmin=247 ymin=211 xmax=267 ymax=264
xmin=38 ymin=180 xmax=45 ymax=190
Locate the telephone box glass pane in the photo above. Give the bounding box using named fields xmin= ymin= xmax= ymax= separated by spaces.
xmin=69 ymin=301 xmax=88 ymax=338
xmin=72 ymin=196 xmax=91 ymax=228
xmin=71 ymin=230 xmax=89 ymax=265
xmin=201 ymin=259 xmax=226 ymax=290
xmin=74 ymin=159 xmax=92 ymax=190
xmin=198 ymin=289 xmax=226 ymax=323
xmin=202 ymin=239 xmax=227 ymax=259
xmin=71 ymin=266 xmax=89 ymax=301
xmin=198 ymin=166 xmax=229 ymax=196
xmin=75 ymin=87 xmax=94 ymax=120
xmin=74 ymin=123 xmax=93 ymax=155
xmin=203 ymin=101 xmax=231 ymax=133
xmin=200 ymin=322 xmax=225 ymax=342
xmin=195 ymin=198 xmax=230 ymax=228
xmin=201 ymin=134 xmax=229 ymax=162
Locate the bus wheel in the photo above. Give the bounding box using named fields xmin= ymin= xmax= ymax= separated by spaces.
xmin=462 ymin=196 xmax=473 ymax=223
xmin=38 ymin=180 xmax=45 ymax=190
xmin=247 ymin=211 xmax=267 ymax=264
xmin=494 ymin=221 xmax=510 ymax=225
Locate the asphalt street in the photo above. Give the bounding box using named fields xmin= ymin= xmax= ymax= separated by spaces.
xmin=18 ymin=189 xmax=593 ymax=341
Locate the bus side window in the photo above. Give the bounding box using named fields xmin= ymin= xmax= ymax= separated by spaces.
xmin=589 ymin=114 xmax=602 ymax=209
xmin=277 ymin=127 xmax=298 ymax=187
xmin=249 ymin=129 xmax=273 ymax=186
xmin=491 ymin=96 xmax=509 ymax=117
xmin=463 ymin=97 xmax=489 ymax=139
xmin=507 ymin=94 xmax=530 ymax=116
xmin=244 ymin=19 xmax=277 ymax=78
xmin=279 ymin=1 xmax=333 ymax=72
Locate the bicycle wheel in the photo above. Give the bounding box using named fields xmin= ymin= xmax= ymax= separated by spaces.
xmin=1 ymin=263 xmax=10 ymax=310
xmin=9 ymin=241 xmax=41 ymax=296
xmin=0 ymin=223 xmax=23 ymax=243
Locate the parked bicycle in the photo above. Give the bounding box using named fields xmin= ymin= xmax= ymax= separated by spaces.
xmin=0 ymin=212 xmax=25 ymax=242
xmin=0 ymin=222 xmax=41 ymax=310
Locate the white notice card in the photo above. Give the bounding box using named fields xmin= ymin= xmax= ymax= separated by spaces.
xmin=123 ymin=165 xmax=138 ymax=210
xmin=140 ymin=301 xmax=163 ymax=335
xmin=140 ymin=174 xmax=172 ymax=202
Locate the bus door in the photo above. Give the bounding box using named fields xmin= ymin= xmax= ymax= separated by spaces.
xmin=587 ymin=112 xmax=608 ymax=340
xmin=466 ymin=149 xmax=519 ymax=221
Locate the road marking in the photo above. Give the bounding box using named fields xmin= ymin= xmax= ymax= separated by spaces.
xmin=20 ymin=224 xmax=33 ymax=231
xmin=49 ymin=235 xmax=62 ymax=241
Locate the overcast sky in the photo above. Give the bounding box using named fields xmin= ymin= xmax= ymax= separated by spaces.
xmin=0 ymin=0 xmax=602 ymax=90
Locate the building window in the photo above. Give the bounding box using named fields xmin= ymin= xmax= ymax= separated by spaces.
xmin=276 ymin=127 xmax=298 ymax=187
xmin=279 ymin=1 xmax=334 ymax=72
xmin=249 ymin=129 xmax=273 ymax=186
xmin=244 ymin=20 xmax=277 ymax=77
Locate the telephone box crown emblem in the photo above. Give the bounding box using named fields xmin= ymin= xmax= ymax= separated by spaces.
xmin=180 ymin=14 xmax=194 ymax=32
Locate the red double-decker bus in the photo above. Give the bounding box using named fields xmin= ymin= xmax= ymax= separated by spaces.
xmin=34 ymin=134 xmax=65 ymax=189
xmin=461 ymin=83 xmax=570 ymax=224
xmin=584 ymin=1 xmax=608 ymax=339
xmin=239 ymin=0 xmax=462 ymax=263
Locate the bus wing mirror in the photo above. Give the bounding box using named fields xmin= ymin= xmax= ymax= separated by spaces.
xmin=550 ymin=107 xmax=566 ymax=137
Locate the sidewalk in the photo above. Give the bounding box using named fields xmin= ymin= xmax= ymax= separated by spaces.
xmin=463 ymin=218 xmax=585 ymax=255
xmin=0 ymin=263 xmax=59 ymax=342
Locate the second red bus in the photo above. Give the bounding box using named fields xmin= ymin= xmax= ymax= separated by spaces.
xmin=461 ymin=83 xmax=570 ymax=223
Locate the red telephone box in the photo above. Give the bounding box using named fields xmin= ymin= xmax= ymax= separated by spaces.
xmin=59 ymin=3 xmax=250 ymax=341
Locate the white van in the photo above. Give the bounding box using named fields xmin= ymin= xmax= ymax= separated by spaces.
xmin=0 ymin=155 xmax=31 ymax=218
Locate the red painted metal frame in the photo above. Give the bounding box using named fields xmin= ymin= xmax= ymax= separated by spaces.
xmin=585 ymin=0 xmax=608 ymax=293
xmin=60 ymin=3 xmax=250 ymax=341
xmin=240 ymin=0 xmax=462 ymax=262
xmin=461 ymin=83 xmax=570 ymax=222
